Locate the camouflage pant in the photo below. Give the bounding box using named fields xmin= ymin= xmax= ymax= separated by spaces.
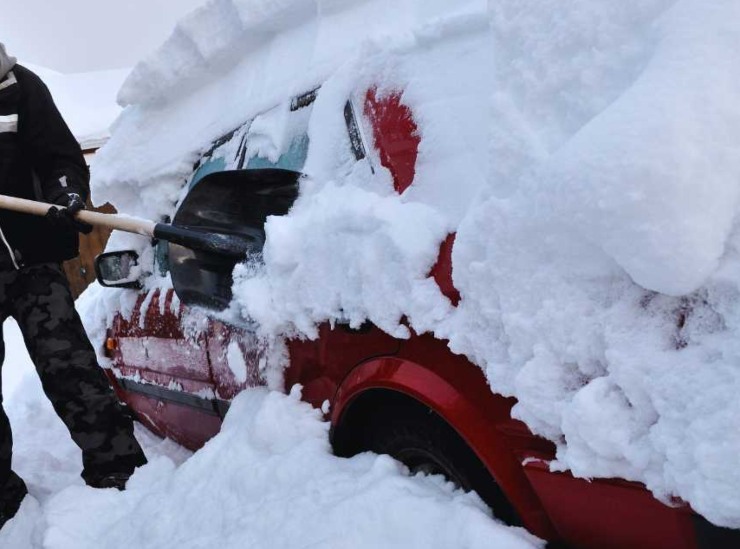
xmin=0 ymin=261 xmax=146 ymax=514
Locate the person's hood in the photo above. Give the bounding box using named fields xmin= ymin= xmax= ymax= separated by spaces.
xmin=0 ymin=43 xmax=17 ymax=80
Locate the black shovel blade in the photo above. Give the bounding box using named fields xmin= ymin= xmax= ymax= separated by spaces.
xmin=168 ymin=169 xmax=301 ymax=310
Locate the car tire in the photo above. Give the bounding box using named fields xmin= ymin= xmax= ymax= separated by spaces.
xmin=352 ymin=399 xmax=522 ymax=526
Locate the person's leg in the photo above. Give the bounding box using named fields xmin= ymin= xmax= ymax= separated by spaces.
xmin=9 ymin=263 xmax=146 ymax=485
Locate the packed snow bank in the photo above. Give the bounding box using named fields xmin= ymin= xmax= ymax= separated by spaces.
xmin=39 ymin=389 xmax=538 ymax=549
xmin=439 ymin=0 xmax=740 ymax=528
xmin=0 ymin=331 xmax=187 ymax=547
xmin=483 ymin=0 xmax=740 ymax=296
xmin=91 ymin=0 xmax=740 ymax=528
xmin=0 ymin=344 xmax=539 ymax=549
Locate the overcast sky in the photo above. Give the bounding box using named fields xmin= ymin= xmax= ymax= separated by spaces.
xmin=0 ymin=0 xmax=205 ymax=73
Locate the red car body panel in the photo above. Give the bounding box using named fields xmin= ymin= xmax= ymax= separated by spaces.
xmin=364 ymin=89 xmax=420 ymax=195
xmin=113 ymin=386 xmax=223 ymax=448
xmin=207 ymin=320 xmax=262 ymax=401
xmin=523 ymin=459 xmax=696 ymax=549
xmin=326 ymin=335 xmax=703 ymax=547
xmin=97 ymin=87 xmax=732 ymax=548
xmin=285 ymin=323 xmax=401 ymax=410
xmin=328 ymin=338 xmax=559 ymax=540
xmin=105 ymin=289 xmax=221 ymax=448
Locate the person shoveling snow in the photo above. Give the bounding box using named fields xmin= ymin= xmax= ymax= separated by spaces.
xmin=0 ymin=43 xmax=146 ymax=529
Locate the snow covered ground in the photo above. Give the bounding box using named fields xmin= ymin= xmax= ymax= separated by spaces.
xmin=87 ymin=0 xmax=740 ymax=530
xmin=0 ymin=319 xmax=538 ymax=548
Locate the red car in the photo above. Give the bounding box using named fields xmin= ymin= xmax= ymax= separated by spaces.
xmin=94 ymin=85 xmax=738 ymax=549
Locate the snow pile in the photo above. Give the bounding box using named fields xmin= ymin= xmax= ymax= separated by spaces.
xmin=90 ymin=0 xmax=487 ymax=222
xmin=234 ymin=177 xmax=453 ymax=338
xmin=439 ymin=0 xmax=740 ymax=527
xmin=90 ymin=0 xmax=740 ymax=528
xmin=41 ymin=389 xmax=537 ymax=549
xmin=0 ymin=338 xmax=537 ymax=548
xmin=481 ymin=0 xmax=740 ymax=296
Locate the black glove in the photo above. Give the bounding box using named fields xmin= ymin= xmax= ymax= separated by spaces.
xmin=46 ymin=193 xmax=94 ymax=234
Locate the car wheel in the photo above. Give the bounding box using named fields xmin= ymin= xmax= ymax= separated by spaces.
xmin=345 ymin=397 xmax=521 ymax=526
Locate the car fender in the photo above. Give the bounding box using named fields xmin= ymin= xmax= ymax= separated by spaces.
xmin=330 ymin=355 xmax=558 ymax=539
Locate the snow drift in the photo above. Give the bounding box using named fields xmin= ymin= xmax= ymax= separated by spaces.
xmin=4 ymin=342 xmax=538 ymax=548
xmin=90 ymin=0 xmax=740 ymax=528
xmin=39 ymin=388 xmax=538 ymax=549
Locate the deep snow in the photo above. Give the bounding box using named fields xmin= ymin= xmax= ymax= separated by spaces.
xmin=0 ymin=319 xmax=538 ymax=548
xmin=86 ymin=0 xmax=740 ymax=530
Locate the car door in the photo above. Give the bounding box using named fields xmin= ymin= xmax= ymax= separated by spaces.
xmin=108 ymin=125 xmax=252 ymax=449
xmin=108 ymin=288 xmax=221 ymax=450
xmin=205 ymin=95 xmax=314 ymax=405
xmin=208 ymin=87 xmax=412 ymax=409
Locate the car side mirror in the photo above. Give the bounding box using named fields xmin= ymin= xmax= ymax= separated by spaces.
xmin=94 ymin=250 xmax=143 ymax=289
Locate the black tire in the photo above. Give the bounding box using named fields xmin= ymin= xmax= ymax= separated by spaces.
xmin=336 ymin=395 xmax=521 ymax=526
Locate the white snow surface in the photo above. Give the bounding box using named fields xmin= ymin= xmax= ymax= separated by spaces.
xmin=89 ymin=0 xmax=740 ymax=528
xmin=226 ymin=340 xmax=248 ymax=383
xmin=0 ymin=325 xmax=537 ymax=548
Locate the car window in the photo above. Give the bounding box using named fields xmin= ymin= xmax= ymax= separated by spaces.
xmin=154 ymin=92 xmax=317 ymax=276
xmin=246 ymin=134 xmax=309 ymax=172
xmin=152 ymin=88 xmax=395 ymax=278
xmin=190 ymin=156 xmax=227 ymax=188
xmin=189 ymin=126 xmax=247 ymax=190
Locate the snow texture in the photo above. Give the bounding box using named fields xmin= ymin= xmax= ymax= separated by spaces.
xmin=226 ymin=340 xmax=248 ymax=383
xmin=0 ymin=331 xmax=537 ymax=548
xmin=89 ymin=0 xmax=740 ymax=528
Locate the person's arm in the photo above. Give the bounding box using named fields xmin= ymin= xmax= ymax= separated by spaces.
xmin=17 ymin=68 xmax=90 ymax=204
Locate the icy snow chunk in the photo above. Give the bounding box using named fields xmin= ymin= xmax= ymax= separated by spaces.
xmin=119 ymin=0 xmax=250 ymax=107
xmin=226 ymin=340 xmax=248 ymax=384
xmin=176 ymin=0 xmax=247 ymax=62
xmin=119 ymin=23 xmax=208 ymax=107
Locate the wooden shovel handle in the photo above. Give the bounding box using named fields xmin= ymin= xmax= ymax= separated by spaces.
xmin=0 ymin=194 xmax=156 ymax=237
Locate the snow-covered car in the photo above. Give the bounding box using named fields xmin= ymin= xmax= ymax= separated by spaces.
xmin=93 ymin=84 xmax=734 ymax=548
xmin=85 ymin=1 xmax=740 ymax=547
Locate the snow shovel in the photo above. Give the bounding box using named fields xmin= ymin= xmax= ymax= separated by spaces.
xmin=0 ymin=169 xmax=302 ymax=310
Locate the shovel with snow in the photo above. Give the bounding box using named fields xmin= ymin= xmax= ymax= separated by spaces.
xmin=0 ymin=168 xmax=301 ymax=310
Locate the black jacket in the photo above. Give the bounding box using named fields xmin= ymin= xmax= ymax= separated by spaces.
xmin=0 ymin=64 xmax=90 ymax=267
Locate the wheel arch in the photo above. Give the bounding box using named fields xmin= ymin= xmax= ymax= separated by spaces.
xmin=329 ymin=356 xmax=558 ymax=540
